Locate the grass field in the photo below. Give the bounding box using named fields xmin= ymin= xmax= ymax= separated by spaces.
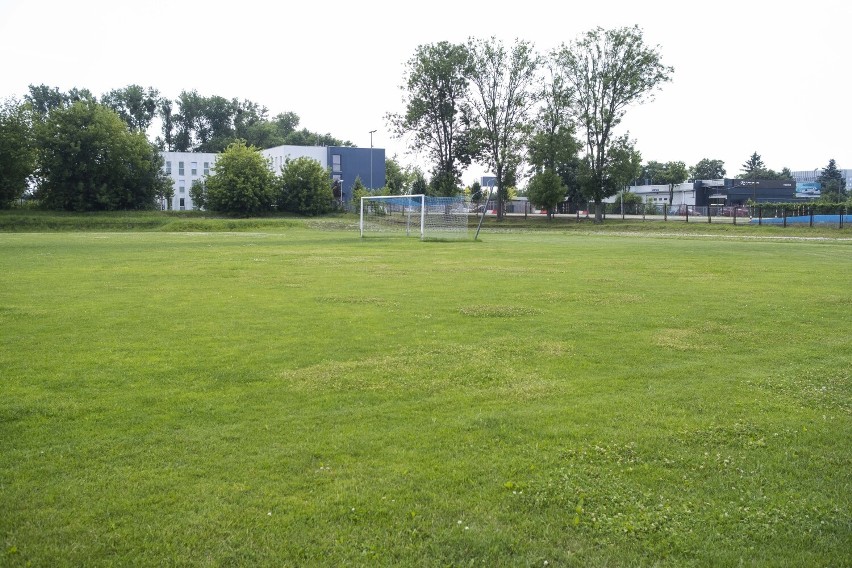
xmin=1 ymin=217 xmax=850 ymax=566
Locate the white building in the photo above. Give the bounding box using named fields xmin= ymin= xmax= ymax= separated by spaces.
xmin=161 ymin=144 xmax=385 ymax=211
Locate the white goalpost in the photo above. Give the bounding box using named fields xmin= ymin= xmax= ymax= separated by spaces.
xmin=360 ymin=194 xmax=470 ymax=239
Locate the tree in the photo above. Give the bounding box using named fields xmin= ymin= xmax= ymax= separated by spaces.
xmin=690 ymin=158 xmax=726 ymax=180
xmin=278 ymin=156 xmax=334 ymax=215
xmin=350 ymin=176 xmax=369 ymax=206
xmin=607 ymin=135 xmax=643 ymax=197
xmin=660 ymin=161 xmax=688 ymax=205
xmin=384 ymin=156 xmax=410 ymax=195
xmin=428 ymin=170 xmax=459 ymax=196
xmin=411 ymin=168 xmax=428 ymax=195
xmin=527 ymin=169 xmax=565 ymax=219
xmin=818 ymin=158 xmax=847 ymax=202
xmin=468 ymin=37 xmax=541 ymax=220
xmin=388 ymin=41 xmax=477 ymax=189
xmin=36 ymin=100 xmax=169 ymax=211
xmin=640 ymin=160 xmax=667 ymax=184
xmin=741 ymin=152 xmax=764 ymax=177
xmin=101 ymin=85 xmax=160 ymax=132
xmin=0 ymin=98 xmax=37 ymax=207
xmin=527 ymin=64 xmax=583 ymax=207
xmin=555 ymin=26 xmax=673 ymax=222
xmin=204 ymin=140 xmax=275 ymax=214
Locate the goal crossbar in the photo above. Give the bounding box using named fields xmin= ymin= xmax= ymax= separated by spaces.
xmin=360 ymin=194 xmax=470 ymax=240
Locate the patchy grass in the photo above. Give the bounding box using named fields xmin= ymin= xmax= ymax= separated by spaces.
xmin=1 ymin=225 xmax=850 ymax=566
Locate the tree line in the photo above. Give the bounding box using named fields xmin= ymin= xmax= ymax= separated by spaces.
xmin=387 ymin=28 xmax=849 ymax=221
xmin=0 ymin=85 xmax=353 ymax=211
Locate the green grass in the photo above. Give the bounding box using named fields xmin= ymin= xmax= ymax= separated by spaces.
xmin=1 ymin=220 xmax=850 ymax=566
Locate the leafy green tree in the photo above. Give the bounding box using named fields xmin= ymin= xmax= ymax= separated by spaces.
xmin=469 ymin=180 xmax=484 ymax=204
xmin=608 ymin=136 xmax=643 ymax=192
xmin=0 ymin=98 xmax=37 ymax=207
xmin=428 ymin=170 xmax=459 ymax=196
xmin=555 ymin=26 xmax=673 ymax=222
xmin=818 ymin=158 xmax=847 ymax=202
xmin=384 ymin=156 xmax=409 ymax=195
xmin=740 ymin=152 xmax=764 ymax=177
xmin=188 ymin=179 xmax=206 ymax=210
xmin=36 ymin=100 xmax=169 ymax=211
xmin=350 ymin=177 xmax=369 ymax=206
xmin=690 ymin=158 xmax=726 ymax=180
xmin=640 ymin=160 xmax=667 ymax=184
xmin=468 ymin=37 xmax=541 ymax=220
xmin=528 ymin=66 xmax=583 ymax=207
xmin=527 ymin=169 xmax=565 ymax=219
xmin=25 ymin=84 xmax=68 ymax=116
xmin=278 ymin=156 xmax=334 ymax=215
xmin=388 ymin=41 xmax=477 ymax=189
xmin=411 ymin=168 xmax=428 ymax=195
xmin=204 ymin=140 xmax=275 ymax=214
xmin=101 ymin=85 xmax=160 ymax=132
xmin=660 ymin=161 xmax=688 ymax=205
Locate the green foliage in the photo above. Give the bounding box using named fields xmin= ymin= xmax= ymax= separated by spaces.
xmin=100 ymin=85 xmax=160 ymax=132
xmin=428 ymin=170 xmax=460 ymax=196
xmin=278 ymin=156 xmax=334 ymax=215
xmin=738 ymin=151 xmax=793 ymax=181
xmin=691 ymin=158 xmax=726 ymax=180
xmin=527 ymin=169 xmax=566 ymax=219
xmin=0 ymin=98 xmax=37 ymax=208
xmin=388 ymin=42 xmax=475 ymax=188
xmin=555 ymin=25 xmax=673 ymax=221
xmin=204 ymin=140 xmax=275 ymax=214
xmin=350 ymin=177 xmax=370 ymax=206
xmin=164 ymin=90 xmax=352 ymax=153
xmin=468 ymin=37 xmax=541 ymax=220
xmin=817 ymin=159 xmax=847 ymax=202
xmin=188 ymin=179 xmax=205 ymax=210
xmin=411 ymin=169 xmax=428 ymax=195
xmin=36 ymin=100 xmax=170 ymax=211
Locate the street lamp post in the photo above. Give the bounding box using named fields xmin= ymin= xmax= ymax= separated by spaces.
xmin=369 ymin=129 xmax=377 ymax=190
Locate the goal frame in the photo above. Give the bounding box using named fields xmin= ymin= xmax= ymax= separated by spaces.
xmin=360 ymin=194 xmax=426 ymax=239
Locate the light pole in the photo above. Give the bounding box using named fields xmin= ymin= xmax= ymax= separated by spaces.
xmin=369 ymin=129 xmax=376 ymax=190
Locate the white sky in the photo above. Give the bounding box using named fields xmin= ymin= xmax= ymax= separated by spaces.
xmin=1 ymin=0 xmax=849 ymax=184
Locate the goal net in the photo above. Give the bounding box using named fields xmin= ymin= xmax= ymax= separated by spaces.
xmin=360 ymin=194 xmax=470 ymax=239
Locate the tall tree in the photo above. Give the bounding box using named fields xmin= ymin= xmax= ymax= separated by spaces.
xmin=101 ymin=85 xmax=160 ymax=132
xmin=387 ymin=41 xmax=476 ymax=189
xmin=818 ymin=158 xmax=847 ymax=202
xmin=555 ymin=26 xmax=673 ymax=222
xmin=36 ymin=100 xmax=169 ymax=211
xmin=527 ymin=169 xmax=565 ymax=219
xmin=690 ymin=158 xmax=726 ymax=180
xmin=468 ymin=37 xmax=541 ymax=220
xmin=740 ymin=152 xmax=765 ymax=178
xmin=0 ymin=98 xmax=37 ymax=207
xmin=640 ymin=160 xmax=668 ymax=185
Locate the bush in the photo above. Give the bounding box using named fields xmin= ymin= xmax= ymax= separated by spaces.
xmin=204 ymin=140 xmax=276 ymax=215
xmin=277 ymin=156 xmax=334 ymax=216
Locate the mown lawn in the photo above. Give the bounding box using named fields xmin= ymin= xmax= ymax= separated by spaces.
xmin=1 ymin=222 xmax=850 ymax=566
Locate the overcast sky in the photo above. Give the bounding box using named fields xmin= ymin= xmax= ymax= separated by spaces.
xmin=1 ymin=0 xmax=849 ymax=183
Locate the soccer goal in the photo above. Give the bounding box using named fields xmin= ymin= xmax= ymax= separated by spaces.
xmin=360 ymin=194 xmax=470 ymax=239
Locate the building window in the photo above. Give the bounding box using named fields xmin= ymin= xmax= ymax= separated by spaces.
xmin=332 ymin=154 xmax=341 ymax=173
xmin=178 ymin=161 xmax=185 ymax=176
xmin=179 ymin=182 xmax=185 ymax=194
xmin=191 ymin=162 xmax=197 ymax=176
xmin=203 ymin=162 xmax=210 ymax=175
xmin=179 ymin=197 xmax=185 ymax=210
xmin=165 ymin=161 xmax=172 ymax=174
